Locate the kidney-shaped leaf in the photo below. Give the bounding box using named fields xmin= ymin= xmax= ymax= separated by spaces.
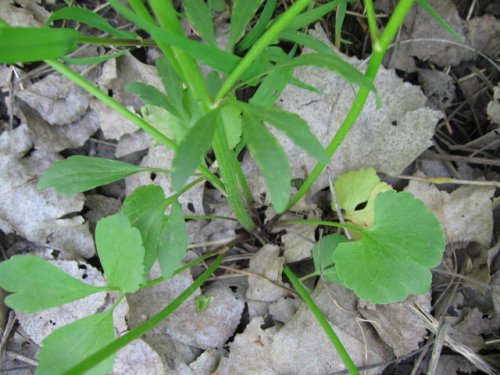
xmin=37 ymin=311 xmax=115 ymax=375
xmin=0 ymin=255 xmax=106 ymax=313
xmin=333 ymin=190 xmax=445 ymax=304
xmin=38 ymin=156 xmax=153 ymax=195
xmin=95 ymin=213 xmax=145 ymax=293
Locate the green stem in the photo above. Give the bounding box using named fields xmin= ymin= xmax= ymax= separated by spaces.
xmin=62 ymin=252 xmax=226 ymax=375
xmin=44 ymin=59 xmax=225 ymax=194
xmin=287 ymin=0 xmax=415 ymax=210
xmin=279 ymin=219 xmax=361 ymax=233
xmin=364 ymin=0 xmax=379 ymax=44
xmin=147 ymin=0 xmax=256 ymax=230
xmin=284 ymin=266 xmax=360 ymax=375
xmin=77 ymin=35 xmax=156 ymax=47
xmin=148 ymin=0 xmax=212 ymax=107
xmin=215 ymin=0 xmax=314 ymax=101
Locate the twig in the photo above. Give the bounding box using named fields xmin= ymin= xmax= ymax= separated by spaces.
xmin=410 ymin=303 xmax=497 ymax=375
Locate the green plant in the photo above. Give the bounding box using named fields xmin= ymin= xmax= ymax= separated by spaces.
xmin=0 ymin=1 xmax=458 ymax=374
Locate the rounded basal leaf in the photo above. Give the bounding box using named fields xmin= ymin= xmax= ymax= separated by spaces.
xmin=333 ymin=190 xmax=445 ymax=304
xmin=334 ymin=168 xmax=392 ymax=229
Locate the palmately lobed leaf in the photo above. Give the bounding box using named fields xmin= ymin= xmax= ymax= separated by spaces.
xmin=333 ymin=190 xmax=445 ymax=304
xmin=95 ymin=213 xmax=145 ymax=293
xmin=158 ymin=201 xmax=188 ymax=279
xmin=121 ymin=185 xmax=168 ymax=275
xmin=0 ymin=255 xmax=106 ymax=313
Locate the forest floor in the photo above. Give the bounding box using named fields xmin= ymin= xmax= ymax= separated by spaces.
xmin=0 ymin=0 xmax=499 ymax=374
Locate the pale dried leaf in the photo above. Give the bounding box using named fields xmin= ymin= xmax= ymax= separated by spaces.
xmin=216 ymin=317 xmax=278 ymax=375
xmin=405 ymin=180 xmax=494 ymax=246
xmin=17 ymin=101 xmax=99 ymax=152
xmin=115 ymin=131 xmax=153 ymax=158
xmin=449 ymin=308 xmax=500 ymax=351
xmin=16 ymin=74 xmax=91 ymax=126
xmin=271 ymin=283 xmax=392 ymax=375
xmin=280 ymin=211 xmax=319 ymax=262
xmin=113 ymin=339 xmax=165 ymax=375
xmin=359 ymin=293 xmax=431 ymax=357
xmin=418 ymin=69 xmax=456 ymax=110
xmin=268 ymin=297 xmax=298 ymax=324
xmin=246 ymin=245 xmax=288 ymax=303
xmin=466 ymin=16 xmax=500 ymax=59
xmin=376 ymin=0 xmax=470 ymax=69
xmin=127 ymin=266 xmax=243 ymax=350
xmin=188 ymin=349 xmax=222 ymax=375
xmin=0 ymin=1 xmax=44 ymax=27
xmin=0 ymin=139 xmax=94 ymax=257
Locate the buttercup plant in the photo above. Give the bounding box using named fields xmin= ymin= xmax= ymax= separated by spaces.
xmin=0 ymin=1 xmax=455 ymax=374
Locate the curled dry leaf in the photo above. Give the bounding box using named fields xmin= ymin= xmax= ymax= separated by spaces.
xmin=216 ymin=316 xmax=278 ymax=375
xmin=359 ymin=293 xmax=431 ymax=357
xmin=271 ymin=283 xmax=392 ymax=374
xmin=16 ymin=74 xmax=91 ymax=126
xmin=405 ymin=179 xmax=495 ymax=246
xmin=246 ymin=244 xmax=288 ymax=303
xmin=0 ymin=127 xmax=94 ymax=258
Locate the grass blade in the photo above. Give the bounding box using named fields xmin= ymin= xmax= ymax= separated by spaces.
xmin=0 ymin=27 xmax=78 ymax=63
xmin=416 ymin=0 xmax=464 ymax=42
xmin=286 ymin=0 xmax=342 ymax=30
xmin=243 ymin=114 xmax=290 ymax=213
xmin=47 ymin=6 xmax=135 ymax=38
xmin=61 ymin=49 xmax=129 ymax=65
xmin=283 ymin=266 xmax=360 ymax=375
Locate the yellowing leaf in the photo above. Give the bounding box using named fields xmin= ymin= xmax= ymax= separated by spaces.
xmin=334 ymin=168 xmax=392 ymax=229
